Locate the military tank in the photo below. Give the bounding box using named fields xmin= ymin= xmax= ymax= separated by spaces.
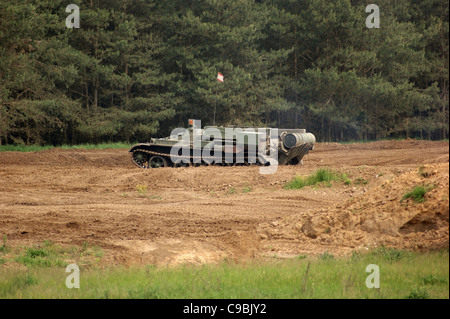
xmin=129 ymin=119 xmax=315 ymax=168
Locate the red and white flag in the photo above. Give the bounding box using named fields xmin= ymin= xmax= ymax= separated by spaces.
xmin=217 ymin=72 xmax=224 ymax=82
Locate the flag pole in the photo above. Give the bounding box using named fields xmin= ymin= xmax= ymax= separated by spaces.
xmin=215 ymin=72 xmax=224 ymax=126
xmin=213 ymin=90 xmax=216 ymax=126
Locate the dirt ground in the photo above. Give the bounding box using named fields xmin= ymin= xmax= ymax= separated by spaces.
xmin=0 ymin=139 xmax=448 ymax=267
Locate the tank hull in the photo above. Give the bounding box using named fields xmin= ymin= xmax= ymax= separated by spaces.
xmin=129 ymin=120 xmax=315 ymax=168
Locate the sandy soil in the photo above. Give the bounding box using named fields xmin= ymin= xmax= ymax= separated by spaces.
xmin=0 ymin=139 xmax=448 ymax=267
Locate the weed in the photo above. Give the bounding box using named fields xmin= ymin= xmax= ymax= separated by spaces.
xmin=342 ymin=173 xmax=352 ymax=185
xmin=15 ymin=273 xmax=38 ymax=287
xmin=227 ymin=187 xmax=237 ymax=194
xmin=15 ymin=241 xmax=66 ymax=267
xmin=0 ymin=235 xmax=9 ymax=254
xmin=402 ymin=185 xmax=434 ymax=203
xmin=406 ymin=287 xmax=429 ymax=299
xmin=418 ymin=166 xmax=429 ymax=178
xmin=373 ymin=246 xmax=410 ymax=262
xmin=420 ymin=274 xmax=448 ymax=285
xmin=284 ymin=168 xmax=347 ymax=190
xmin=81 ymin=241 xmax=89 ymax=252
xmin=354 ymin=177 xmax=368 ymax=185
xmin=80 ymin=242 xmax=103 ymax=258
xmin=320 ymin=251 xmax=335 ymax=261
xmin=127 ymin=287 xmax=161 ymax=299
xmin=136 ymin=185 xmax=148 ymax=196
xmin=350 ymin=250 xmax=362 ymax=261
xmin=0 ymin=273 xmax=38 ymax=297
xmin=26 ymin=248 xmax=49 ymax=258
xmin=242 ymin=186 xmax=252 ymax=193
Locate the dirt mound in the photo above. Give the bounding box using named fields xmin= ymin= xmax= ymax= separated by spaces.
xmin=257 ymin=163 xmax=449 ymax=256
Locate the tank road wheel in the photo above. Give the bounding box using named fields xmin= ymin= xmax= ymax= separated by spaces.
xmin=132 ymin=151 xmax=150 ymax=169
xmin=149 ymin=155 xmax=169 ymax=168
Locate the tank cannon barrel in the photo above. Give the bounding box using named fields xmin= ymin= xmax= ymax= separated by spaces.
xmin=283 ymin=132 xmax=316 ymax=149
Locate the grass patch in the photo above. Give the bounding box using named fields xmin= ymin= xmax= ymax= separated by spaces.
xmin=136 ymin=185 xmax=148 ymax=196
xmin=402 ymin=185 xmax=434 ymax=203
xmin=6 ymin=240 xmax=103 ymax=269
xmin=226 ymin=185 xmax=252 ymax=194
xmin=0 ymin=142 xmax=133 ymax=152
xmin=420 ymin=274 xmax=448 ymax=285
xmin=0 ymin=235 xmax=10 ymax=254
xmin=15 ymin=241 xmax=67 ymax=268
xmin=79 ymin=241 xmax=104 ymax=259
xmin=0 ymin=249 xmax=447 ymax=299
xmin=406 ymin=287 xmax=430 ymax=299
xmin=338 ymin=138 xmax=449 ymax=144
xmin=58 ymin=142 xmax=132 ymax=150
xmin=284 ymin=168 xmax=349 ymax=190
xmin=319 ymin=251 xmax=335 ymax=261
xmin=0 ymin=272 xmax=38 ymax=297
xmin=0 ymin=145 xmax=54 ymax=152
xmin=369 ymin=246 xmax=413 ymax=262
xmin=242 ymin=186 xmax=252 ymax=193
xmin=354 ymin=177 xmax=369 ymax=185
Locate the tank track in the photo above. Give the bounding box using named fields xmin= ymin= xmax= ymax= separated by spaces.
xmin=130 ymin=146 xmax=311 ymax=169
xmin=130 ymin=148 xmax=266 ymax=169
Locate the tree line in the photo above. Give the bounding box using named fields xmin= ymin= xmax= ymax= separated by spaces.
xmin=0 ymin=0 xmax=448 ymax=145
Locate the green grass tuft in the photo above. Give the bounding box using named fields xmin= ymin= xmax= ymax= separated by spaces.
xmin=406 ymin=287 xmax=429 ymax=299
xmin=15 ymin=241 xmax=67 ymax=268
xmin=402 ymin=185 xmax=433 ymax=203
xmin=370 ymin=246 xmax=412 ymax=262
xmin=284 ymin=168 xmax=349 ymax=190
xmin=319 ymin=251 xmax=335 ymax=261
xmin=242 ymin=186 xmax=252 ymax=193
xmin=0 ymin=235 xmax=9 ymax=254
xmin=420 ymin=274 xmax=448 ymax=285
xmin=0 ymin=273 xmax=38 ymax=297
